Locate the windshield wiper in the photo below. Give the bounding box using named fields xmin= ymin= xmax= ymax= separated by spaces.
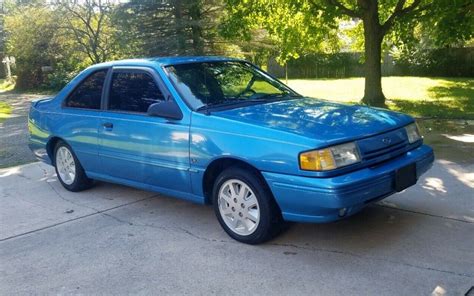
xmin=253 ymin=92 xmax=301 ymax=101
xmin=196 ymin=99 xmax=242 ymax=112
xmin=196 ymin=98 xmax=269 ymax=113
xmin=196 ymin=93 xmax=302 ymax=113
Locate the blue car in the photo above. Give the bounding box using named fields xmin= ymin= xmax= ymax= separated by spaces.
xmin=28 ymin=56 xmax=434 ymax=244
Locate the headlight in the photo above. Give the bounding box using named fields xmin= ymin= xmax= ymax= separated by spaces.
xmin=299 ymin=142 xmax=361 ymax=171
xmin=405 ymin=123 xmax=421 ymax=144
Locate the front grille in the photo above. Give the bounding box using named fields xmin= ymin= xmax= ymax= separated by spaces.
xmin=362 ymin=141 xmax=408 ymax=160
xmin=357 ymin=128 xmax=409 ymax=163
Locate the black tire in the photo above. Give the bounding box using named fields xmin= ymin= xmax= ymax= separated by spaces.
xmin=212 ymin=166 xmax=285 ymax=244
xmin=54 ymin=140 xmax=94 ymax=192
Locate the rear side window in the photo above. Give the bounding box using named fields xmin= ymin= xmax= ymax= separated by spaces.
xmin=65 ymin=69 xmax=107 ymax=109
xmin=108 ymin=71 xmax=165 ymax=113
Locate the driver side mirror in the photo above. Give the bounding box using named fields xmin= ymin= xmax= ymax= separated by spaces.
xmin=147 ymin=100 xmax=183 ymax=120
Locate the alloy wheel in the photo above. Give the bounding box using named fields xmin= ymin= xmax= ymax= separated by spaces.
xmin=218 ymin=179 xmax=260 ymax=236
xmin=56 ymin=146 xmax=76 ymax=185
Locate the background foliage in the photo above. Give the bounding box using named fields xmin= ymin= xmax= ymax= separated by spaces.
xmin=0 ymin=0 xmax=472 ymax=91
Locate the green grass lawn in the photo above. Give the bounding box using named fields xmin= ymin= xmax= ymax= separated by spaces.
xmin=287 ymin=77 xmax=474 ymax=119
xmin=0 ymin=79 xmax=14 ymax=123
xmin=0 ymin=101 xmax=12 ymax=123
xmin=0 ymin=79 xmax=15 ymax=93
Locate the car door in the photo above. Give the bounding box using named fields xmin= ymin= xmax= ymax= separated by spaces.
xmin=98 ymin=67 xmax=191 ymax=194
xmin=59 ymin=68 xmax=109 ymax=175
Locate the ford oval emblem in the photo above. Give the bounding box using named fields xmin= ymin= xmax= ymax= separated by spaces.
xmin=382 ymin=137 xmax=392 ymax=145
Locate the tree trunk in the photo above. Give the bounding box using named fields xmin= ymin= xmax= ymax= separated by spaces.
xmin=174 ymin=0 xmax=186 ymax=55
xmin=361 ymin=0 xmax=386 ymax=107
xmin=189 ymin=2 xmax=204 ymax=55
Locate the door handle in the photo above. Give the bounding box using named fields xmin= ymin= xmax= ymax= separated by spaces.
xmin=103 ymin=122 xmax=113 ymax=129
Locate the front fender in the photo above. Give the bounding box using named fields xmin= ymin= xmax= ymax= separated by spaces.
xmin=189 ymin=112 xmax=315 ymax=175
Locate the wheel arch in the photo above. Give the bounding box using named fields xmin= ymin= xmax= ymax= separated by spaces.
xmin=202 ymin=157 xmax=273 ymax=205
xmin=46 ymin=136 xmax=66 ymax=165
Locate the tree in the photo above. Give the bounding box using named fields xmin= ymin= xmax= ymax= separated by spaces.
xmin=59 ymin=0 xmax=120 ymax=64
xmin=113 ymin=0 xmax=231 ymax=57
xmin=0 ymin=1 xmax=6 ymax=79
xmin=4 ymin=4 xmax=61 ymax=88
xmin=221 ymin=1 xmax=340 ymax=65
xmin=4 ymin=0 xmax=120 ymax=89
xmin=223 ymin=0 xmax=473 ymax=107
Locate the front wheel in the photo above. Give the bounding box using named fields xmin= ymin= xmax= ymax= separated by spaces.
xmin=54 ymin=141 xmax=94 ymax=192
xmin=212 ymin=166 xmax=284 ymax=244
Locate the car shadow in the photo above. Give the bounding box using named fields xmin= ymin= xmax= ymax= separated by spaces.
xmin=91 ymin=179 xmax=423 ymax=253
xmin=269 ymin=204 xmax=423 ymax=250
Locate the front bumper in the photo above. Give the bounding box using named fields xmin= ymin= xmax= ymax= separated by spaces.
xmin=262 ymin=144 xmax=434 ymax=223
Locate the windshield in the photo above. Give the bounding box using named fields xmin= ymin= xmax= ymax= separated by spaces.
xmin=164 ymin=61 xmax=300 ymax=110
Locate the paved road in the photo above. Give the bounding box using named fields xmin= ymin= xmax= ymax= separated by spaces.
xmin=0 ymin=93 xmax=47 ymax=168
xmin=1 ymin=160 xmax=473 ymax=295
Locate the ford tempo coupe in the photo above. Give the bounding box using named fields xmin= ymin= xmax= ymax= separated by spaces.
xmin=29 ymin=56 xmax=434 ymax=244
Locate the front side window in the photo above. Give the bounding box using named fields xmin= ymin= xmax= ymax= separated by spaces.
xmin=165 ymin=61 xmax=299 ymax=110
xmin=108 ymin=71 xmax=165 ymax=113
xmin=65 ymin=69 xmax=107 ymax=109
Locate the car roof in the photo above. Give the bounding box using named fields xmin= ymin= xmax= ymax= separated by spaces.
xmin=88 ymin=56 xmax=244 ymax=70
xmin=148 ymin=56 xmax=242 ymax=65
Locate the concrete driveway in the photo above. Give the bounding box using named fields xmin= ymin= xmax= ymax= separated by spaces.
xmin=1 ymin=93 xmax=473 ymax=294
xmin=1 ymin=159 xmax=473 ymax=295
xmin=0 ymin=92 xmax=47 ymax=168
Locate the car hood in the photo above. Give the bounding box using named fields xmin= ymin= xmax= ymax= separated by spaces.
xmin=212 ymin=98 xmax=413 ymax=144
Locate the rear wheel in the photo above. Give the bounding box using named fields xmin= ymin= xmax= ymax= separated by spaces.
xmin=212 ymin=166 xmax=284 ymax=244
xmin=54 ymin=141 xmax=93 ymax=192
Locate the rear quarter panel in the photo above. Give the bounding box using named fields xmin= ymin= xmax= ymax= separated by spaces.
xmin=28 ymin=66 xmax=104 ymax=169
xmin=28 ymin=99 xmax=54 ymax=164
